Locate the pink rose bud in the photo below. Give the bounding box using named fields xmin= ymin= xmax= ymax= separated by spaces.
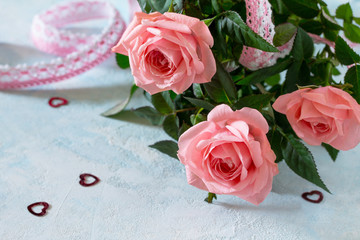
xmin=112 ymin=12 xmax=216 ymax=95
xmin=273 ymin=86 xmax=360 ymax=150
xmin=177 ymin=104 xmax=279 ymax=205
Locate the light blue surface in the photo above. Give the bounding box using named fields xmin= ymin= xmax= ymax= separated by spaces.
xmin=0 ymin=1 xmax=360 ymax=239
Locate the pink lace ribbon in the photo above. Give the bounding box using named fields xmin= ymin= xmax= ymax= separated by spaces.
xmin=0 ymin=0 xmax=125 ymax=89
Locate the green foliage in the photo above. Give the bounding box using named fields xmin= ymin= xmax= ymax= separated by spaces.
xmin=344 ymin=65 xmax=360 ymax=104
xmin=335 ymin=37 xmax=360 ymax=65
xmin=273 ymin=23 xmax=297 ymax=47
xmin=101 ymin=85 xmax=138 ymax=117
xmin=322 ymin=143 xmax=339 ymax=162
xmin=281 ymin=134 xmax=330 ymax=193
xmin=137 ymin=0 xmax=183 ymax=13
xmin=115 ymin=53 xmax=130 ymax=69
xmin=336 ymin=3 xmax=353 ymax=23
xmin=149 ymin=140 xmax=179 ymax=159
xmin=133 ymin=106 xmax=165 ymax=125
xmin=282 ymin=0 xmax=319 ymax=19
xmin=233 ymin=93 xmax=275 ymax=110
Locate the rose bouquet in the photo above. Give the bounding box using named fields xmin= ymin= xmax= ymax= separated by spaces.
xmin=104 ymin=0 xmax=360 ymax=205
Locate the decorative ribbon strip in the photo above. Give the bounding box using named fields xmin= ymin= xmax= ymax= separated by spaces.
xmin=0 ymin=0 xmax=125 ymax=89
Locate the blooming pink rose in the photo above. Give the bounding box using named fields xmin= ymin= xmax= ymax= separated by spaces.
xmin=112 ymin=12 xmax=216 ymax=94
xmin=273 ymin=86 xmax=360 ymax=150
xmin=177 ymin=104 xmax=279 ymax=205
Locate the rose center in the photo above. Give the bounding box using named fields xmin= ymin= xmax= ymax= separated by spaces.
xmin=311 ymin=122 xmax=330 ymax=134
xmin=146 ymin=49 xmax=173 ymax=75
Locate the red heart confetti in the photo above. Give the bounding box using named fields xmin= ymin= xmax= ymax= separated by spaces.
xmin=79 ymin=173 xmax=100 ymax=187
xmin=27 ymin=202 xmax=50 ymax=216
xmin=301 ymin=190 xmax=323 ymax=203
xmin=48 ymin=97 xmax=69 ymax=108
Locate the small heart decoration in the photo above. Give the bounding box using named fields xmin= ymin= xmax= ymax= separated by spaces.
xmin=48 ymin=97 xmax=69 ymax=108
xmin=301 ymin=190 xmax=323 ymax=203
xmin=27 ymin=202 xmax=50 ymax=216
xmin=79 ymin=173 xmax=100 ymax=187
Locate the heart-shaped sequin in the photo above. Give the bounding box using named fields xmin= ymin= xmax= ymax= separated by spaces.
xmin=48 ymin=97 xmax=69 ymax=108
xmin=301 ymin=190 xmax=323 ymax=203
xmin=79 ymin=173 xmax=100 ymax=187
xmin=27 ymin=202 xmax=50 ymax=216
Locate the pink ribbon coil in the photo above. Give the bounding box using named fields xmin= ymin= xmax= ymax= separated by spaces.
xmin=0 ymin=0 xmax=125 ymax=89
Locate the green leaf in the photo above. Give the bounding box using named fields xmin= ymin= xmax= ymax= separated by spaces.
xmin=101 ymin=85 xmax=138 ymax=117
xmin=299 ymin=20 xmax=323 ymax=35
xmin=273 ymin=23 xmax=297 ymax=47
xmin=335 ymin=36 xmax=360 ymax=65
xmin=233 ymin=93 xmax=275 ymax=110
xmin=285 ymin=60 xmax=311 ymax=92
xmin=193 ymin=83 xmax=204 ymax=98
xmin=238 ymin=58 xmax=293 ymax=85
xmin=344 ymin=23 xmax=360 ymax=43
xmin=267 ymin=127 xmax=284 ymax=163
xmin=213 ymin=60 xmax=237 ymax=101
xmin=151 ymin=91 xmax=175 ymax=114
xmin=265 ymin=74 xmax=281 ymax=86
xmin=282 ymin=134 xmax=330 ymax=193
xmin=139 ymin=0 xmax=183 ymax=13
xmin=203 ymin=80 xmax=229 ymax=103
xmin=282 ymin=0 xmax=319 ymax=19
xmin=163 ymin=115 xmax=180 ymax=140
xmin=190 ymin=113 xmax=207 ymax=125
xmin=133 ymin=106 xmax=165 ymax=125
xmin=291 ymin=28 xmax=314 ymax=61
xmin=321 ymin=10 xmax=342 ymax=31
xmin=178 ymin=122 xmax=190 ymax=137
xmin=199 ymin=0 xmax=214 ymax=15
xmin=335 ymin=3 xmax=353 ymax=23
xmin=218 ymin=11 xmax=278 ymax=52
xmin=149 ymin=140 xmax=179 ymax=160
xmin=115 ymin=53 xmax=130 ymax=69
xmin=354 ymin=17 xmax=360 ymax=26
xmin=184 ymin=97 xmax=215 ymax=111
xmin=344 ymin=65 xmax=360 ymax=103
xmin=321 ymin=143 xmax=339 ymax=162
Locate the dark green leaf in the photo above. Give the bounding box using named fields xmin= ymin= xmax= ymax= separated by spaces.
xmin=133 ymin=106 xmax=165 ymax=125
xmin=321 ymin=10 xmax=342 ymax=31
xmin=335 ymin=36 xmax=360 ymax=65
xmin=273 ymin=23 xmax=297 ymax=47
xmin=267 ymin=127 xmax=284 ymax=163
xmin=218 ymin=11 xmax=278 ymax=52
xmin=163 ymin=114 xmax=180 ymax=140
xmin=238 ymin=58 xmax=293 ymax=85
xmin=265 ymin=74 xmax=281 ymax=86
xmin=344 ymin=23 xmax=360 ymax=43
xmin=322 ymin=143 xmax=339 ymax=162
xmin=233 ymin=93 xmax=275 ymax=110
xmin=299 ymin=20 xmax=323 ymax=35
xmin=199 ymin=0 xmax=214 ymax=15
xmin=141 ymin=0 xmax=183 ymax=13
xmin=203 ymin=80 xmax=229 ymax=103
xmin=285 ymin=60 xmax=311 ymax=92
xmin=344 ymin=65 xmax=360 ymax=103
xmin=323 ymin=29 xmax=338 ymax=41
xmin=101 ymin=85 xmax=138 ymax=117
xmin=335 ymin=3 xmax=353 ymax=23
xmin=151 ymin=91 xmax=175 ymax=114
xmin=115 ymin=53 xmax=130 ymax=69
xmin=282 ymin=134 xmax=330 ymax=193
xmin=137 ymin=0 xmax=152 ymax=13
xmin=184 ymin=97 xmax=215 ymax=111
xmin=178 ymin=122 xmax=191 ymax=137
xmin=213 ymin=60 xmax=237 ymax=101
xmin=282 ymin=0 xmax=319 ymax=19
xmin=149 ymin=140 xmax=179 ymax=160
xmin=291 ymin=28 xmax=314 ymax=61
xmin=190 ymin=113 xmax=207 ymax=125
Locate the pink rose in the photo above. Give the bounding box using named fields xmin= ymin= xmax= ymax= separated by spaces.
xmin=177 ymin=104 xmax=279 ymax=205
xmin=112 ymin=12 xmax=216 ymax=94
xmin=273 ymin=86 xmax=360 ymax=150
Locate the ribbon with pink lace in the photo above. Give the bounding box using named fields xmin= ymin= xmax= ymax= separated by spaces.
xmin=0 ymin=0 xmax=125 ymax=89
